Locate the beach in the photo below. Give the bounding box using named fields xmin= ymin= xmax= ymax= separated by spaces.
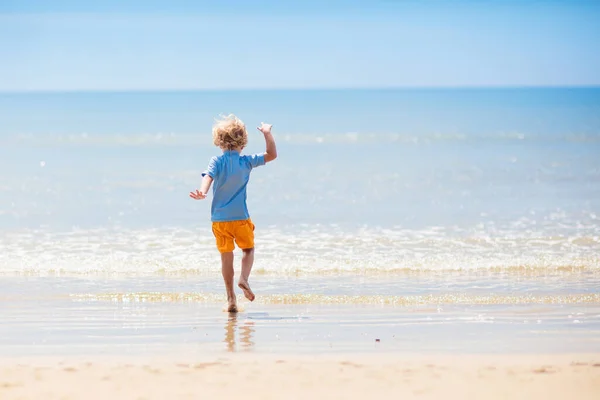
xmin=2 ymin=354 xmax=599 ymax=400
xmin=1 ymin=276 xmax=599 ymax=399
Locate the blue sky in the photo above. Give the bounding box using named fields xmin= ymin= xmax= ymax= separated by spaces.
xmin=1 ymin=0 xmax=599 ymax=91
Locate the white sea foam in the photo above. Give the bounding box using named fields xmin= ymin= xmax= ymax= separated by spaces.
xmin=1 ymin=225 xmax=598 ymax=276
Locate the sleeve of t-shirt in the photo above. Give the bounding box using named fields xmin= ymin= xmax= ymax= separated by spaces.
xmin=244 ymin=153 xmax=266 ymax=170
xmin=201 ymin=156 xmax=219 ymax=179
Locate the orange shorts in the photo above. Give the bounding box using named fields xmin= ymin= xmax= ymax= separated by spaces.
xmin=211 ymin=218 xmax=255 ymax=253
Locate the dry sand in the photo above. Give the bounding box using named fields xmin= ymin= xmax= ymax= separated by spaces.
xmin=1 ymin=353 xmax=599 ymax=400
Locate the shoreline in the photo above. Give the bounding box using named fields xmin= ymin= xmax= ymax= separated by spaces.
xmin=2 ymin=300 xmax=600 ymax=356
xmin=2 ymin=353 xmax=599 ymax=400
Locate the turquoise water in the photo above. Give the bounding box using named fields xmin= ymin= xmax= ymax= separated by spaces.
xmin=0 ymin=88 xmax=599 ymax=273
xmin=2 ymin=88 xmax=599 ymax=136
xmin=0 ymin=88 xmax=599 ymax=355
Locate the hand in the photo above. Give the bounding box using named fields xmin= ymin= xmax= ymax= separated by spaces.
xmin=189 ymin=189 xmax=206 ymax=200
xmin=257 ymin=122 xmax=272 ymax=135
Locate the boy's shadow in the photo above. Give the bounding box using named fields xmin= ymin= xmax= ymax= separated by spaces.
xmin=223 ymin=312 xmax=255 ymax=352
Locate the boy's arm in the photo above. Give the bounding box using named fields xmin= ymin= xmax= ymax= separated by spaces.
xmin=200 ymin=175 xmax=213 ymax=194
xmin=189 ymin=175 xmax=212 ymax=200
xmin=190 ymin=157 xmax=217 ymax=200
xmin=257 ymin=122 xmax=277 ymax=163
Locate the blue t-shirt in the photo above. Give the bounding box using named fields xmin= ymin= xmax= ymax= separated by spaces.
xmin=202 ymin=150 xmax=265 ymax=222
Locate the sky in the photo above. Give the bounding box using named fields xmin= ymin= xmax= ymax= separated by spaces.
xmin=1 ymin=0 xmax=599 ymax=91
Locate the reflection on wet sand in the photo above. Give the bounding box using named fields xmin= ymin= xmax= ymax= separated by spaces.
xmin=224 ymin=313 xmax=255 ymax=352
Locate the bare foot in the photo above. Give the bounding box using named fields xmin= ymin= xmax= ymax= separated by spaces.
xmin=227 ymin=303 xmax=238 ymax=313
xmin=227 ymin=296 xmax=238 ymax=313
xmin=238 ymin=280 xmax=255 ymax=301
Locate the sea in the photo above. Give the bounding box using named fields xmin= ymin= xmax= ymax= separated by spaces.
xmin=0 ymin=88 xmax=599 ymax=355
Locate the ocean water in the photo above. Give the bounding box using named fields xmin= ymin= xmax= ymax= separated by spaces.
xmin=0 ymin=88 xmax=599 ymax=355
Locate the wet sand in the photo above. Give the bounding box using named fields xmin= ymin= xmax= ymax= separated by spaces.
xmin=2 ymin=275 xmax=599 ymax=399
xmin=1 ymin=353 xmax=599 ymax=400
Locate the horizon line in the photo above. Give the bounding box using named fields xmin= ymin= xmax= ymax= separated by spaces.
xmin=2 ymin=84 xmax=599 ymax=95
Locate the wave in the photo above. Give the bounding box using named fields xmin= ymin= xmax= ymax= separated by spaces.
xmin=1 ymin=226 xmax=599 ymax=276
xmin=67 ymin=292 xmax=600 ymax=305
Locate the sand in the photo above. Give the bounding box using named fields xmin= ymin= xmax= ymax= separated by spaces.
xmin=1 ymin=353 xmax=599 ymax=400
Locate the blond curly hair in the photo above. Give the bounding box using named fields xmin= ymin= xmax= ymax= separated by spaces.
xmin=212 ymin=114 xmax=248 ymax=150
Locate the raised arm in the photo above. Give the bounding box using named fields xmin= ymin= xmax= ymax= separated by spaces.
xmin=257 ymin=122 xmax=277 ymax=163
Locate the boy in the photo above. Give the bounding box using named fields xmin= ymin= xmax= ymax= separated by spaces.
xmin=189 ymin=114 xmax=277 ymax=313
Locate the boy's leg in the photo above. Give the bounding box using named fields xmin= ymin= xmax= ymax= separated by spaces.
xmin=234 ymin=219 xmax=256 ymax=302
xmin=213 ymin=221 xmax=237 ymax=312
xmin=238 ymin=248 xmax=255 ymax=301
xmin=220 ymin=252 xmax=237 ymax=312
